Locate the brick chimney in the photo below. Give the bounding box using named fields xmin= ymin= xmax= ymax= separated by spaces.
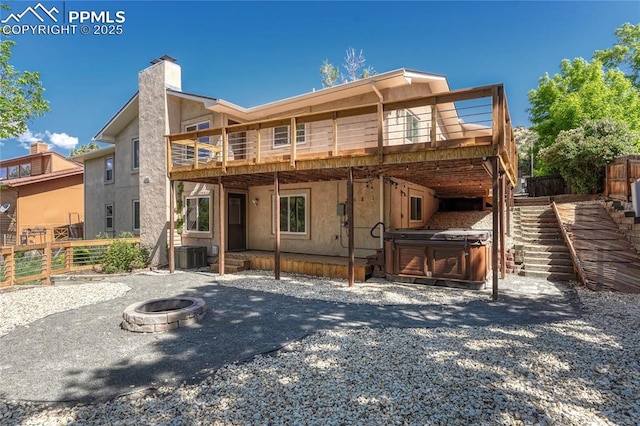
xmin=30 ymin=142 xmax=49 ymax=154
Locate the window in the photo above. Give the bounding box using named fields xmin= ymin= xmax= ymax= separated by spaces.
xmin=185 ymin=121 xmax=211 ymax=143
xmin=132 ymin=200 xmax=140 ymax=231
xmin=132 ymin=138 xmax=139 ymax=170
xmin=8 ymin=166 xmax=18 ymax=179
xmin=405 ymin=110 xmax=419 ymax=143
xmin=19 ymin=163 xmax=31 ymax=177
xmin=273 ymin=194 xmax=307 ymax=234
xmin=105 ymin=157 xmax=114 ymax=183
xmin=186 ymin=121 xmax=211 ymax=160
xmin=105 ymin=204 xmax=114 ymax=230
xmin=185 ymin=196 xmax=210 ymax=232
xmin=410 ymin=196 xmax=423 ymax=222
xmin=0 ymin=168 xmax=6 ymax=180
xmin=273 ymin=124 xmax=306 ymax=147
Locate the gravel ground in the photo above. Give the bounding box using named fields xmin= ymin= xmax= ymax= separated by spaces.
xmin=1 ymin=274 xmax=639 ymax=425
xmin=0 ymin=282 xmax=130 ymax=337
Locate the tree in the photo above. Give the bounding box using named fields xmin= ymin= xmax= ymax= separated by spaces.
xmin=0 ymin=40 xmax=49 ymax=139
xmin=320 ymin=47 xmax=377 ymax=88
xmin=539 ymin=119 xmax=639 ymax=194
xmin=513 ymin=126 xmax=538 ymax=177
xmin=70 ymin=142 xmax=100 ymax=157
xmin=528 ymin=57 xmax=640 ymax=173
xmin=594 ymin=23 xmax=640 ymax=88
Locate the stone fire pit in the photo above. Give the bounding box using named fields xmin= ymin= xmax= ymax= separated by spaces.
xmin=121 ymin=297 xmax=206 ymax=333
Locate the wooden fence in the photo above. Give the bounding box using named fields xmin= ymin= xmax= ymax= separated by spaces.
xmin=0 ymin=238 xmax=139 ymax=288
xmin=606 ymin=155 xmax=640 ymax=201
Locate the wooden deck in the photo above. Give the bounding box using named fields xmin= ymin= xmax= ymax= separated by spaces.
xmin=555 ymin=202 xmax=640 ymax=293
xmin=226 ymin=250 xmax=371 ymax=282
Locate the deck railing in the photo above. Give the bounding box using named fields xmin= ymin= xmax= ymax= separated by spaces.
xmin=0 ymin=238 xmax=139 ymax=287
xmin=167 ymin=84 xmax=515 ymax=180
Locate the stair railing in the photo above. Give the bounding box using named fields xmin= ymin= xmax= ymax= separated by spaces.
xmin=551 ymin=201 xmax=589 ymax=288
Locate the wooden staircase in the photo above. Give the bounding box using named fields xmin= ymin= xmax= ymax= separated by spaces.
xmin=513 ymin=204 xmax=576 ymax=281
xmin=210 ymin=256 xmax=251 ymax=274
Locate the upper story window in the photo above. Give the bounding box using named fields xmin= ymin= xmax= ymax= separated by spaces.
xmin=132 ymin=138 xmax=139 ymax=170
xmin=185 ymin=121 xmax=211 ymax=143
xmin=105 ymin=157 xmax=114 ymax=183
xmin=273 ymin=124 xmax=306 ymax=148
xmin=7 ymin=165 xmax=19 ymax=179
xmin=405 ymin=110 xmax=419 ymax=143
xmin=410 ymin=195 xmax=423 ymax=222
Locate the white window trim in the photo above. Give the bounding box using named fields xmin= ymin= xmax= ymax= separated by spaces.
xmin=271 ymin=193 xmax=308 ymax=235
xmin=410 ymin=195 xmax=423 ymax=222
xmin=132 ymin=138 xmax=140 ymax=171
xmin=184 ymin=195 xmax=211 ymax=234
xmin=132 ymin=199 xmax=140 ymax=232
xmin=105 ymin=156 xmax=114 ymax=183
xmin=185 ymin=121 xmax=211 ymax=144
xmin=105 ymin=203 xmax=114 ymax=231
xmin=272 ymin=123 xmax=307 ymax=149
xmin=405 ymin=110 xmax=420 ymax=144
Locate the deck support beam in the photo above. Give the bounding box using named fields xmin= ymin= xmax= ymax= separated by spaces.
xmin=347 ymin=167 xmax=355 ymax=286
xmin=169 ymin=181 xmax=175 ymax=274
xmin=492 ymin=156 xmax=499 ymax=301
xmin=499 ymin=172 xmax=506 ymax=279
xmin=218 ymin=179 xmax=225 ymax=276
xmin=274 ymin=172 xmax=281 ymax=280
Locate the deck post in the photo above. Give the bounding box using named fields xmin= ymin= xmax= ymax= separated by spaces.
xmin=256 ymin=125 xmax=262 ymax=164
xmin=290 ymin=117 xmax=297 ymax=167
xmin=499 ymin=172 xmax=506 ymax=279
xmin=492 ymin=156 xmax=499 ymax=301
xmin=506 ymin=181 xmax=511 ymax=236
xmin=379 ymin=173 xmax=384 ymax=249
xmin=332 ymin=112 xmax=338 ymax=156
xmin=430 ymin=104 xmax=438 ymax=147
xmin=169 ymin=180 xmax=175 ymax=274
xmin=274 ymin=172 xmax=281 ymax=280
xmin=377 ymin=102 xmax=384 ymax=162
xmin=218 ymin=179 xmax=225 ymax=276
xmin=347 ymin=167 xmax=355 ymax=287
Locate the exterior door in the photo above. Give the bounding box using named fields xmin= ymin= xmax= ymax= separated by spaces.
xmin=227 ymin=193 xmax=246 ymax=251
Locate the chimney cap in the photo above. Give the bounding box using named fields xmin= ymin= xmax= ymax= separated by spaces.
xmin=160 ymin=54 xmax=177 ymax=63
xmin=150 ymin=58 xmax=160 ymax=65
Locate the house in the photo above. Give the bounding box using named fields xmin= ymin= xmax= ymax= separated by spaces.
xmin=0 ymin=142 xmax=84 ymax=245
xmin=81 ymin=56 xmax=516 ymax=290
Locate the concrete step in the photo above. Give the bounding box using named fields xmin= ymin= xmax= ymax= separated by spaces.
xmin=522 ymin=228 xmax=562 ymax=236
xmin=524 ymin=256 xmax=573 ymax=266
xmin=521 ymin=237 xmax=565 ymax=245
xmin=519 ymin=270 xmax=576 ymax=281
xmin=524 ymin=250 xmax=571 ymax=260
xmin=523 ymin=244 xmax=570 ymax=253
xmin=210 ymin=264 xmax=245 ymax=273
xmin=524 ymin=263 xmax=575 ymax=273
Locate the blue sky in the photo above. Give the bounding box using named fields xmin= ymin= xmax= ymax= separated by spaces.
xmin=0 ymin=0 xmax=638 ymax=159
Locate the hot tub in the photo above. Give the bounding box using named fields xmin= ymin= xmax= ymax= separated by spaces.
xmin=383 ymin=229 xmax=492 ymax=288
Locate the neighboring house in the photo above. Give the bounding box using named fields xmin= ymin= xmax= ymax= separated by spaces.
xmin=82 ymin=56 xmax=516 ymax=282
xmin=0 ymin=142 xmax=84 ymax=246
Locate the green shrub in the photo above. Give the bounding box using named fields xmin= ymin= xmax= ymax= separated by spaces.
xmin=102 ymin=240 xmax=149 ymax=273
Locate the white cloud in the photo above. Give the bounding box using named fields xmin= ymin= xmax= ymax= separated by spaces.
xmin=16 ymin=129 xmax=45 ymax=149
xmin=7 ymin=128 xmax=79 ymax=151
xmin=46 ymin=131 xmax=79 ymax=150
